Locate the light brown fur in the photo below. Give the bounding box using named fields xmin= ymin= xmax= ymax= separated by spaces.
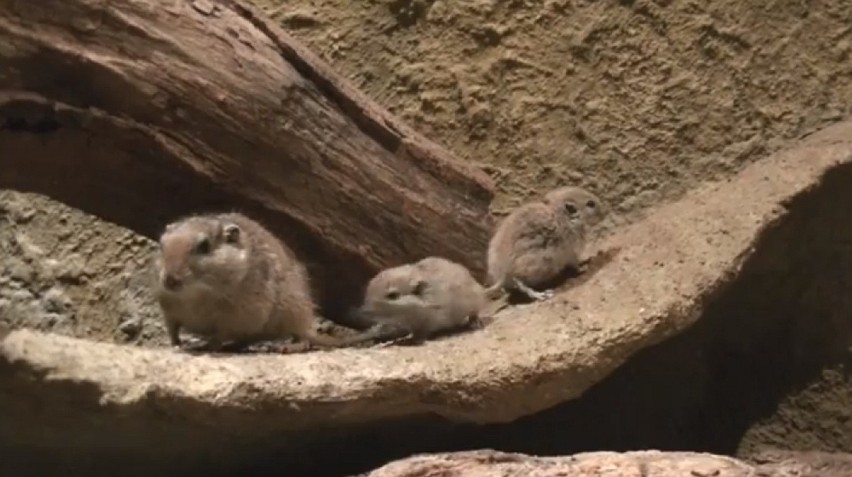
xmin=355 ymin=256 xmax=487 ymax=343
xmin=485 ymin=186 xmax=606 ymax=301
xmin=153 ymin=212 xmax=376 ymax=351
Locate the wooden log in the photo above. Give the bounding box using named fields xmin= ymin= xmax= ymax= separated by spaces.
xmin=0 ymin=0 xmax=495 ymax=320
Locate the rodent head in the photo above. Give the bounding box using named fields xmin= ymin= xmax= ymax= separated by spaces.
xmin=359 ymin=264 xmax=429 ymax=319
xmin=544 ymin=186 xmax=606 ymax=227
xmin=155 ymin=215 xmax=250 ymax=294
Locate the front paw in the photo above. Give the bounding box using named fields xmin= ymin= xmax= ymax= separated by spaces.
xmin=534 ymin=289 xmax=555 ymax=301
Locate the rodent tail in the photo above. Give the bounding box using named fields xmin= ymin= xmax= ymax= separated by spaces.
xmin=483 ymin=282 xmax=506 ymax=301
xmin=302 ymin=327 xmax=385 ymax=348
xmin=481 ymin=293 xmax=510 ymax=318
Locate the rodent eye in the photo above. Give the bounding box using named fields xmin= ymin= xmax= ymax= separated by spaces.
xmin=412 ymin=279 xmax=427 ymax=296
xmin=586 ymin=200 xmax=596 ymax=209
xmin=223 ymin=224 xmax=241 ymax=244
xmin=195 ymin=238 xmax=211 ymax=255
xmin=564 ymin=203 xmax=578 ymax=215
xmin=385 ymin=291 xmax=400 ymax=300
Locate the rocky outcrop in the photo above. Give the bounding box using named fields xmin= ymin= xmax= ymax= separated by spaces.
xmin=361 ymin=449 xmax=852 ymax=477
xmin=2 ymin=120 xmax=852 ymax=476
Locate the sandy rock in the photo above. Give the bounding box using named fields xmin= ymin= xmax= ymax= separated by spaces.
xmin=748 ymin=449 xmax=852 ymax=477
xmin=0 ymin=190 xmax=166 ymax=346
xmin=361 ymin=449 xmax=852 ymax=477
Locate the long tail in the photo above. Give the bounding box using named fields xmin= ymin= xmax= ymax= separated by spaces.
xmin=301 ymin=326 xmax=388 ymax=348
xmin=480 ymin=292 xmax=510 ymax=318
xmin=483 ymin=282 xmax=505 ymax=300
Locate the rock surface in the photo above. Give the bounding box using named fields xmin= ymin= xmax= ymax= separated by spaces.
xmin=747 ymin=449 xmax=852 ymax=477
xmin=738 ymin=369 xmax=852 ymax=457
xmin=0 ymin=190 xmax=166 ymax=346
xmin=360 ymin=449 xmax=852 ymax=477
xmin=264 ymin=0 xmax=852 ymax=217
xmin=2 ymin=120 xmax=852 ymax=476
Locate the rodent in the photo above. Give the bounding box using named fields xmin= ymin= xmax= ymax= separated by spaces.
xmin=353 ymin=256 xmax=486 ymax=344
xmin=484 ymin=186 xmax=606 ymax=301
xmin=153 ymin=212 xmax=379 ymax=352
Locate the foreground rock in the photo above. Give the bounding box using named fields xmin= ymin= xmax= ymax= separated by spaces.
xmin=362 ymin=449 xmax=852 ymax=477
xmin=2 ymin=120 xmax=852 ymax=476
xmin=747 ymin=449 xmax=852 ymax=477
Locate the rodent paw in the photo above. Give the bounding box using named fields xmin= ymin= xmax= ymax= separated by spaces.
xmin=512 ymin=278 xmax=554 ymax=302
xmin=537 ymin=290 xmax=555 ymax=300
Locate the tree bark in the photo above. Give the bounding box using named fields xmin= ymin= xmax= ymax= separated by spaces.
xmin=0 ymin=0 xmax=495 ymax=319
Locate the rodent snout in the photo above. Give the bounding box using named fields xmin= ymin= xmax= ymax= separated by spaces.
xmin=162 ymin=273 xmax=183 ymax=291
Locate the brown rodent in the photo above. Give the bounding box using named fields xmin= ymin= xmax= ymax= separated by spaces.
xmin=485 ymin=186 xmax=606 ymax=301
xmin=153 ymin=212 xmax=378 ymax=352
xmin=353 ymin=256 xmax=486 ymax=344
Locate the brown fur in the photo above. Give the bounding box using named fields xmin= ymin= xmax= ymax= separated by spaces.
xmin=153 ymin=212 xmax=376 ymax=351
xmin=356 ymin=256 xmax=487 ymax=343
xmin=485 ymin=186 xmax=606 ymax=301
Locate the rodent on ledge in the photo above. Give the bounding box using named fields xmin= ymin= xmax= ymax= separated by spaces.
xmin=150 ymin=185 xmax=606 ymax=354
xmin=153 ymin=212 xmax=381 ymax=353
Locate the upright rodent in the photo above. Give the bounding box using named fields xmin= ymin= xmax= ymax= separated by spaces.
xmin=354 ymin=256 xmax=486 ymax=343
xmin=485 ymin=186 xmax=606 ymax=301
xmin=153 ymin=212 xmax=378 ymax=351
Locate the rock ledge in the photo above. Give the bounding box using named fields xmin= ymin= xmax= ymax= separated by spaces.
xmin=2 ymin=121 xmax=852 ymax=471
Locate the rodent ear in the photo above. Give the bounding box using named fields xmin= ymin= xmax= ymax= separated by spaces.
xmin=384 ymin=288 xmax=400 ymax=300
xmin=223 ymin=223 xmax=241 ymax=244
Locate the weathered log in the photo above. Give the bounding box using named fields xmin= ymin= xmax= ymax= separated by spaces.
xmin=0 ymin=0 xmax=495 ymax=318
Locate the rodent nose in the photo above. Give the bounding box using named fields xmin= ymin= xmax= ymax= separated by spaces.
xmin=163 ymin=274 xmax=182 ymax=291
